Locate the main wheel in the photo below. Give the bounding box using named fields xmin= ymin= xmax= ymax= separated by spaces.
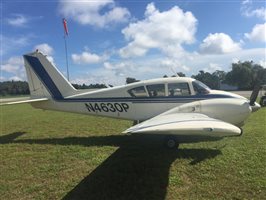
xmin=260 ymin=96 xmax=266 ymax=107
xmin=164 ymin=136 xmax=179 ymax=149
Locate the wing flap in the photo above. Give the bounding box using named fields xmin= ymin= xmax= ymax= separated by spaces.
xmin=0 ymin=98 xmax=48 ymax=106
xmin=124 ymin=113 xmax=241 ymax=137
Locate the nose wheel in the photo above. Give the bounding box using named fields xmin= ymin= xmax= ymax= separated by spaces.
xmin=164 ymin=136 xmax=179 ymax=149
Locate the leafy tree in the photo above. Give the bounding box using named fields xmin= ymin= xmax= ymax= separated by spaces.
xmin=72 ymin=83 xmax=107 ymax=89
xmin=126 ymin=77 xmax=139 ymax=84
xmin=192 ymin=70 xmax=220 ymax=89
xmin=171 ymin=72 xmax=186 ymax=77
xmin=224 ymin=61 xmax=266 ymax=90
xmin=0 ymin=81 xmax=29 ymax=96
xmin=213 ymin=70 xmax=226 ymax=82
xmin=177 ymin=72 xmax=186 ymax=77
xmin=212 ymin=70 xmax=227 ymax=89
xmin=251 ymin=63 xmax=266 ymax=87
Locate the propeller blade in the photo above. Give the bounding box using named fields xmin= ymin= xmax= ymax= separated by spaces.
xmin=249 ymin=84 xmax=261 ymax=106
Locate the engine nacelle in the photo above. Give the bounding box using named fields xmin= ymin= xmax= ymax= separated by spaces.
xmin=168 ymin=98 xmax=251 ymax=126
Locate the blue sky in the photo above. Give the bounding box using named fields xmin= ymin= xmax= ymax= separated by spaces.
xmin=1 ymin=0 xmax=265 ymax=85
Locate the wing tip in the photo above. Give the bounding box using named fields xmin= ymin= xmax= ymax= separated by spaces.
xmin=0 ymin=98 xmax=48 ymax=106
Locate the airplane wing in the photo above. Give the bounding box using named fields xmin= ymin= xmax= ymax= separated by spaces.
xmin=124 ymin=113 xmax=242 ymax=137
xmin=0 ymin=98 xmax=48 ymax=106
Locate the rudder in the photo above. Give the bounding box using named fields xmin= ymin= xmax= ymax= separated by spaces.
xmin=23 ymin=51 xmax=77 ymax=100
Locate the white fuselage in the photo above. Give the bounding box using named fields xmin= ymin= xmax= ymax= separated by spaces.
xmin=31 ymin=77 xmax=255 ymax=127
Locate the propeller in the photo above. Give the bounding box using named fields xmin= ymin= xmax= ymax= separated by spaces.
xmin=249 ymin=84 xmax=261 ymax=106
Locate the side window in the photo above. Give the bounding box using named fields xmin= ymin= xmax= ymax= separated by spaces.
xmin=192 ymin=81 xmax=210 ymax=95
xmin=146 ymin=84 xmax=165 ymax=97
xmin=128 ymin=86 xmax=148 ymax=97
xmin=168 ymin=83 xmax=191 ymax=96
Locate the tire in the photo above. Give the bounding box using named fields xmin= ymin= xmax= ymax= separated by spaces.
xmin=260 ymin=96 xmax=266 ymax=107
xmin=164 ymin=136 xmax=179 ymax=149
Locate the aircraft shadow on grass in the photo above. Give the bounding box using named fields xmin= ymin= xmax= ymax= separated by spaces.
xmin=0 ymin=132 xmax=222 ymax=200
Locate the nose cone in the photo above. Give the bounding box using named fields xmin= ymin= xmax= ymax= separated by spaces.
xmin=251 ymin=102 xmax=261 ymax=112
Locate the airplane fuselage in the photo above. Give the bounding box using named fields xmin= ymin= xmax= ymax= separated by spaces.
xmin=31 ymin=77 xmax=252 ymax=127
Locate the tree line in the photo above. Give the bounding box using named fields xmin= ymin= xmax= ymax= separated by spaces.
xmin=1 ymin=61 xmax=266 ymax=96
xmin=192 ymin=61 xmax=266 ymax=90
xmin=0 ymin=82 xmax=108 ymax=96
xmin=0 ymin=81 xmax=29 ymax=96
xmin=71 ymin=83 xmax=108 ymax=89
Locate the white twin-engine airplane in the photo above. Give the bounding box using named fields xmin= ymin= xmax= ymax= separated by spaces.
xmin=4 ymin=51 xmax=261 ymax=148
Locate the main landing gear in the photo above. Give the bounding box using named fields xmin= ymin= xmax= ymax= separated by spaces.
xmin=164 ymin=135 xmax=179 ymax=149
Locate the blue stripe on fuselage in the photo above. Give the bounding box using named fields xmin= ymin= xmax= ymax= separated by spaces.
xmin=62 ymin=94 xmax=232 ymax=103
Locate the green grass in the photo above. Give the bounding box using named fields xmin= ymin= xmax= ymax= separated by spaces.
xmin=0 ymin=104 xmax=265 ymax=200
xmin=0 ymin=95 xmax=30 ymax=99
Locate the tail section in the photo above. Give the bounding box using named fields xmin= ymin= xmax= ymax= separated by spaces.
xmin=23 ymin=51 xmax=77 ymax=100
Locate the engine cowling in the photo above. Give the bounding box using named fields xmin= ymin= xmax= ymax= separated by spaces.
xmin=169 ymin=98 xmax=251 ymax=126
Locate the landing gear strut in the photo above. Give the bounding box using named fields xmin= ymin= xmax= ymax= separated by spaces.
xmin=164 ymin=136 xmax=179 ymax=149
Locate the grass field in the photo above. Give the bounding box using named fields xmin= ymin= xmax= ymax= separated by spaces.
xmin=0 ymin=104 xmax=265 ymax=200
xmin=0 ymin=95 xmax=30 ymax=99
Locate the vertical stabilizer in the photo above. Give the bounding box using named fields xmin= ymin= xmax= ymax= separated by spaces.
xmin=23 ymin=51 xmax=77 ymax=100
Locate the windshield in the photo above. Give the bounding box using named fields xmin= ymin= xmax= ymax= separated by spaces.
xmin=192 ymin=81 xmax=210 ymax=94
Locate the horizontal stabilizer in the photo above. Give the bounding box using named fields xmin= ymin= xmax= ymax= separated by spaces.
xmin=0 ymin=98 xmax=48 ymax=106
xmin=124 ymin=113 xmax=242 ymax=137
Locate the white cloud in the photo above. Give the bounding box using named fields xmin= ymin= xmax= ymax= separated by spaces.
xmin=72 ymin=51 xmax=103 ymax=64
xmin=199 ymin=33 xmax=242 ymax=54
xmin=33 ymin=43 xmax=54 ymax=63
xmin=119 ymin=2 xmax=197 ymax=58
xmin=0 ymin=56 xmax=23 ymax=74
xmin=0 ymin=56 xmax=26 ymax=81
xmin=245 ymin=23 xmax=266 ymax=42
xmin=103 ymin=61 xmax=137 ymax=77
xmin=160 ymin=59 xmax=190 ymax=73
xmin=71 ymin=70 xmax=126 ymax=86
xmin=58 ymin=0 xmax=130 ymax=28
xmin=241 ymin=0 xmax=266 ymax=20
xmin=190 ymin=48 xmax=265 ymax=73
xmin=259 ymin=60 xmax=266 ymax=68
xmin=34 ymin=43 xmax=54 ymax=55
xmin=232 ymin=58 xmax=240 ymax=63
xmin=242 ymin=0 xmax=251 ymax=5
xmin=6 ymin=14 xmax=29 ymax=27
xmin=69 ymin=48 xmax=265 ymax=86
xmin=203 ymin=63 xmax=222 ymax=73
xmin=0 ymin=34 xmax=30 ymax=56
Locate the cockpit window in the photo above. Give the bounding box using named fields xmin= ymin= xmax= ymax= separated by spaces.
xmin=146 ymin=84 xmax=165 ymax=97
xmin=128 ymin=86 xmax=148 ymax=97
xmin=168 ymin=83 xmax=191 ymax=96
xmin=192 ymin=81 xmax=210 ymax=94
